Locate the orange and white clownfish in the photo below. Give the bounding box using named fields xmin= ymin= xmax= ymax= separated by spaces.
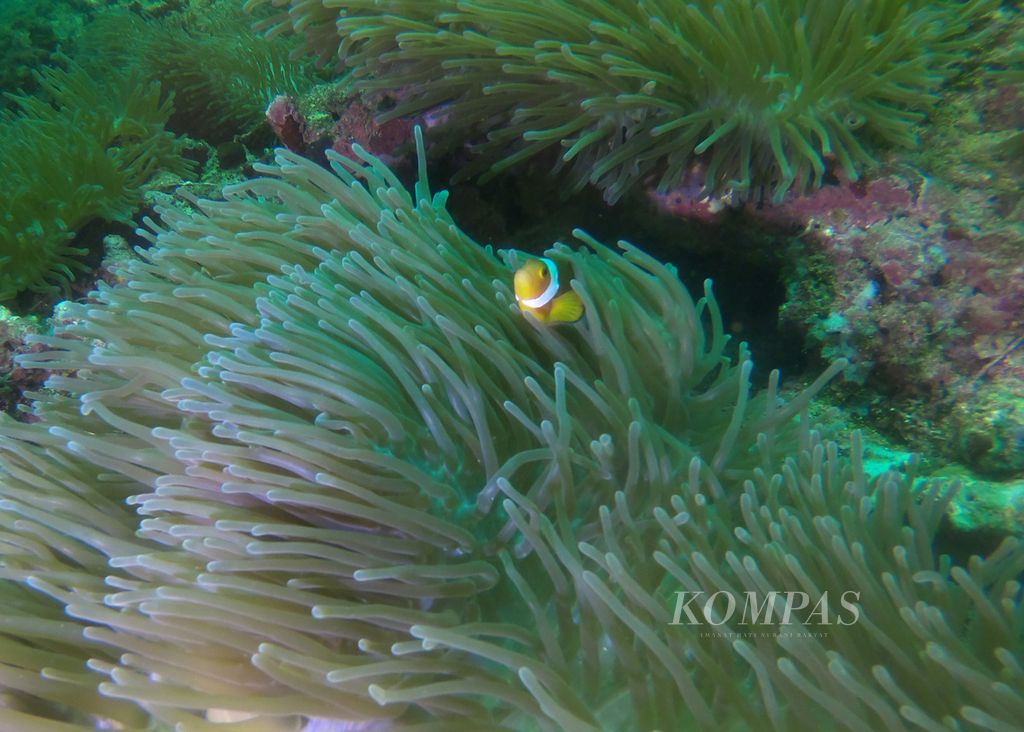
xmin=513 ymin=257 xmax=584 ymax=324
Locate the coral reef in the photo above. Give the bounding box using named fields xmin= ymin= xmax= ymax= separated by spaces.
xmin=247 ymin=0 xmax=996 ymax=202
xmin=0 ymin=134 xmax=1020 ymax=731
xmin=768 ymin=168 xmax=1024 ymax=459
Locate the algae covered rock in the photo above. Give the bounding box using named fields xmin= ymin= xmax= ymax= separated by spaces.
xmin=954 ymin=377 xmax=1024 ymax=479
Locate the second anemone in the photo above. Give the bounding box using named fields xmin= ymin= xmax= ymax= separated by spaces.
xmin=250 ymin=0 xmax=994 ymax=202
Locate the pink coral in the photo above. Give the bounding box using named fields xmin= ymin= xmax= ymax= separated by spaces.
xmin=330 ymin=98 xmax=412 ymax=164
xmin=265 ymin=95 xmax=310 ymax=154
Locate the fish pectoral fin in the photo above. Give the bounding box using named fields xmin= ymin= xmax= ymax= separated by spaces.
xmin=547 ymin=291 xmax=584 ymax=323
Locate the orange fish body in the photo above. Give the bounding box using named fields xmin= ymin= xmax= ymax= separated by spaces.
xmin=513 ymin=257 xmax=584 ymax=324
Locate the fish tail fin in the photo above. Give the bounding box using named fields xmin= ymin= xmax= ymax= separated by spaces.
xmin=547 ymin=291 xmax=584 ymax=323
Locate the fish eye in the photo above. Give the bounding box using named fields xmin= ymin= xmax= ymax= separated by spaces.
xmin=539 ymin=266 xmax=549 ymax=279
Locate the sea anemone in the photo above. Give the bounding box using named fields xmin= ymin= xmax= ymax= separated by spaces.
xmin=0 ymin=61 xmax=188 ymax=303
xmin=0 ymin=133 xmax=1020 ymax=730
xmin=81 ymin=3 xmax=320 ymax=145
xmin=247 ymin=0 xmax=996 ymax=202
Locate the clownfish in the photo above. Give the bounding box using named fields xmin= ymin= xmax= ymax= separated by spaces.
xmin=513 ymin=257 xmax=584 ymax=324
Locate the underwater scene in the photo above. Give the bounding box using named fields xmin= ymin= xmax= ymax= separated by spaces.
xmin=0 ymin=0 xmax=1023 ymax=730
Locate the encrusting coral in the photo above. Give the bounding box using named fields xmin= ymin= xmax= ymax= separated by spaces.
xmin=247 ymin=0 xmax=996 ymax=202
xmin=0 ymin=133 xmax=1021 ymax=731
xmin=0 ymin=60 xmax=188 ymax=304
